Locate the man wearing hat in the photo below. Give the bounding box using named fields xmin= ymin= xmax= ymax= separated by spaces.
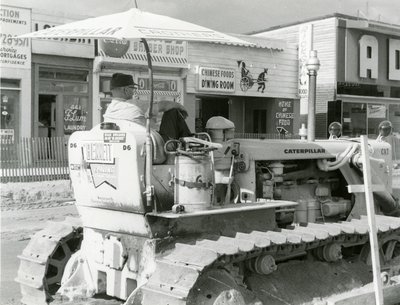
xmin=104 ymin=73 xmax=191 ymax=141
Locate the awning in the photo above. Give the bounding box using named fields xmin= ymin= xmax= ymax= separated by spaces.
xmin=231 ymin=34 xmax=286 ymax=51
xmin=337 ymin=94 xmax=400 ymax=104
xmin=136 ymin=90 xmax=181 ymax=97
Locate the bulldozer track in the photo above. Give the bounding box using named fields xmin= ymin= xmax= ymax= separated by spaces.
xmin=140 ymin=215 xmax=400 ymax=305
xmin=15 ymin=215 xmax=400 ymax=305
xmin=15 ymin=217 xmax=82 ymax=305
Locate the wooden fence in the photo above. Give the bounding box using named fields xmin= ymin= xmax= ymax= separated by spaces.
xmin=0 ymin=137 xmax=69 ymax=183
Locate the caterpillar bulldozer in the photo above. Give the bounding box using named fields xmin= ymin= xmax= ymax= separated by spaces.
xmin=16 ymin=115 xmax=400 ymax=305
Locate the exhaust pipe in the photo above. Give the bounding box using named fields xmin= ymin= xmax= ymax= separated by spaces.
xmin=306 ymin=50 xmax=320 ymax=142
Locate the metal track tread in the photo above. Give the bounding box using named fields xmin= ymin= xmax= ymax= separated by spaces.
xmin=140 ymin=215 xmax=400 ymax=305
xmin=15 ymin=219 xmax=82 ymax=305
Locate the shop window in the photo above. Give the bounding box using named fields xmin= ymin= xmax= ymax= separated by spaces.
xmin=337 ymin=82 xmax=384 ymax=97
xmin=39 ymin=80 xmax=88 ymax=94
xmin=39 ymin=68 xmax=88 ymax=82
xmin=39 ymin=68 xmax=89 ymax=94
xmin=37 ymin=67 xmax=90 ymax=137
xmin=0 ymin=78 xmax=20 ymax=142
xmin=389 ymin=104 xmax=400 ymax=134
xmin=342 ymin=103 xmax=366 ymax=136
xmin=99 ymin=76 xmax=113 ymax=122
xmin=391 ymin=86 xmax=400 ymax=98
xmin=63 ymin=96 xmax=88 ymax=134
xmin=367 ymin=104 xmax=387 ymax=137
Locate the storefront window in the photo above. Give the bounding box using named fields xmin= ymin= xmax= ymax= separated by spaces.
xmin=39 ymin=80 xmax=88 ymax=93
xmin=342 ymin=103 xmax=367 ymax=136
xmin=367 ymin=104 xmax=387 ymax=137
xmin=99 ymin=76 xmax=112 ymax=121
xmin=63 ymin=96 xmax=88 ymax=134
xmin=38 ymin=67 xmax=90 ymax=137
xmin=341 ymin=102 xmax=399 ymax=137
xmin=39 ymin=68 xmax=88 ymax=82
xmin=389 ymin=104 xmax=400 ymax=134
xmin=0 ymin=78 xmax=20 ymax=142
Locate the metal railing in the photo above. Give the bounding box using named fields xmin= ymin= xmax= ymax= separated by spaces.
xmin=0 ymin=137 xmax=69 ymax=183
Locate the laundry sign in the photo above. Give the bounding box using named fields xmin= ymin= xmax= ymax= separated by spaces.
xmin=198 ymin=67 xmax=236 ymax=93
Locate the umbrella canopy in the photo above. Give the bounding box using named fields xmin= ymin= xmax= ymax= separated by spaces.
xmin=20 ymin=8 xmax=252 ymax=209
xmin=20 ymin=8 xmax=252 ymax=46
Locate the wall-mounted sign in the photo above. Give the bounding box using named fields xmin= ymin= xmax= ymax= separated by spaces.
xmin=298 ymin=25 xmax=312 ymax=97
xmin=198 ymin=67 xmax=235 ymax=93
xmin=358 ymin=35 xmax=400 ymax=81
xmin=237 ymin=61 xmax=268 ymax=93
xmin=0 ymin=5 xmax=31 ymax=69
xmin=274 ymin=100 xmax=294 ymax=134
xmin=98 ymin=39 xmax=130 ymax=58
xmin=298 ymin=24 xmax=313 ymax=117
xmin=97 ymin=39 xmax=188 ymax=68
xmin=64 ymin=102 xmax=87 ymax=134
xmin=0 ymin=128 xmax=14 ymax=143
xmin=137 ymin=78 xmax=178 ymax=92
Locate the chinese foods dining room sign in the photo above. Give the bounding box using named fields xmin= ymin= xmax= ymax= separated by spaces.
xmin=198 ymin=67 xmax=236 ymax=93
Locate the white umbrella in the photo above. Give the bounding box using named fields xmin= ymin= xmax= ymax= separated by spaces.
xmin=21 ymin=8 xmax=250 ymax=45
xmin=20 ymin=8 xmax=253 ymax=208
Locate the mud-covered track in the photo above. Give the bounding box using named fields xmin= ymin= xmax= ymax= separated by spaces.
xmin=15 ymin=218 xmax=82 ymax=305
xmin=139 ymin=215 xmax=400 ymax=305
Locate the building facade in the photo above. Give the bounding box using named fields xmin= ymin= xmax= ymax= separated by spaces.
xmin=185 ymin=37 xmax=298 ymax=135
xmin=94 ymin=37 xmax=299 ymax=135
xmin=1 ymin=2 xmax=299 ymax=142
xmin=253 ymin=14 xmax=400 ymax=139
xmin=1 ymin=3 xmax=96 ymax=142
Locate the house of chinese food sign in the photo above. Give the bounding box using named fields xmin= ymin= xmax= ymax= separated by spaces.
xmin=273 ymin=100 xmax=294 ymax=134
xmin=198 ymin=67 xmax=236 ymax=93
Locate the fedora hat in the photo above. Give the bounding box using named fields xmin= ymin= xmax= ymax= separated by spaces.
xmin=110 ymin=73 xmax=137 ymax=89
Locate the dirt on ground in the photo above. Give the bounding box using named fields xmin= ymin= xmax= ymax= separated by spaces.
xmin=2 ymin=175 xmax=400 ymax=305
xmin=247 ymin=259 xmax=373 ymax=305
xmin=1 ymin=180 xmax=73 ymax=211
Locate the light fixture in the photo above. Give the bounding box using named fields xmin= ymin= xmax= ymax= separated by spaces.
xmin=306 ymin=50 xmax=320 ymax=73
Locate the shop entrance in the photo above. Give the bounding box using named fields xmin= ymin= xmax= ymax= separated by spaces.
xmin=196 ymin=97 xmax=229 ymax=132
xmin=38 ymin=94 xmax=59 ymax=137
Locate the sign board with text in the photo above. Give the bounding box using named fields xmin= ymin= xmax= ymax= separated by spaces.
xmin=0 ymin=5 xmax=31 ymax=69
xmin=298 ymin=24 xmax=312 ymax=116
xmin=97 ymin=39 xmax=188 ymax=68
xmin=273 ymin=100 xmax=294 ymax=134
xmin=198 ymin=67 xmax=236 ymax=93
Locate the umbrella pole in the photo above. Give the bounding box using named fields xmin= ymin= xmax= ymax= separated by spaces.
xmin=142 ymin=38 xmax=155 ymax=211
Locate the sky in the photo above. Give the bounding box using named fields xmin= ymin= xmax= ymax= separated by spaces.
xmin=5 ymin=0 xmax=400 ymax=34
xmin=136 ymin=0 xmax=400 ymax=33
